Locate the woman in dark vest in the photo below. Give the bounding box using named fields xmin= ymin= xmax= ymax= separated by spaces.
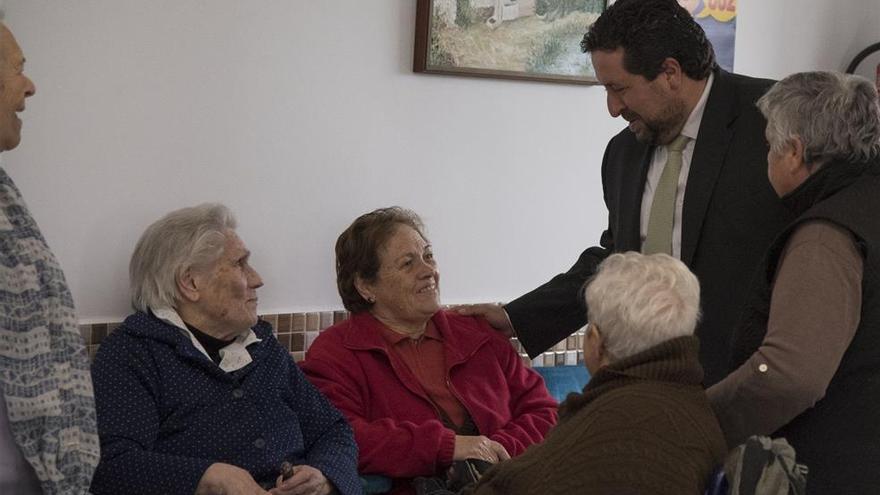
xmin=708 ymin=71 xmax=880 ymax=494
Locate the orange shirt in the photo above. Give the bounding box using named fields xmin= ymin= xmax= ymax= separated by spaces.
xmin=380 ymin=320 xmax=468 ymax=428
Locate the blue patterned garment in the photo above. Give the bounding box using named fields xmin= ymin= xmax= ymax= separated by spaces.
xmin=0 ymin=167 xmax=100 ymax=494
xmin=90 ymin=312 xmax=361 ymax=495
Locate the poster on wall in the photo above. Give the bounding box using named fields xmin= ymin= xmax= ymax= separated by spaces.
xmin=608 ymin=0 xmax=738 ymax=71
xmin=413 ymin=0 xmax=608 ymax=85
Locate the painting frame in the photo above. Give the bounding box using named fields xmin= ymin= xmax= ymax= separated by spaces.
xmin=414 ymin=0 xmax=609 ymax=85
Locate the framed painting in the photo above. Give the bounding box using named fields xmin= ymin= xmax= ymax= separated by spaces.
xmin=414 ymin=0 xmax=608 ymax=85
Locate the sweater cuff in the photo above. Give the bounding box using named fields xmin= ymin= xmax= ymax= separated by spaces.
xmin=437 ymin=429 xmax=457 ymax=468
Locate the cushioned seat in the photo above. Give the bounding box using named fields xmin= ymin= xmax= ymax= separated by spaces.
xmin=533 ymin=365 xmax=591 ymax=403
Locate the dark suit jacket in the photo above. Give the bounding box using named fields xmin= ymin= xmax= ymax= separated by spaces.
xmin=505 ymin=70 xmax=794 ymax=385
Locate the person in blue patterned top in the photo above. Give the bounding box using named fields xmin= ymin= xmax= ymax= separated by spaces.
xmin=0 ymin=19 xmax=100 ymax=495
xmin=90 ymin=204 xmax=360 ymax=495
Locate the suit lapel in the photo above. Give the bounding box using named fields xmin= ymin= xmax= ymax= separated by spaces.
xmin=619 ymin=141 xmax=654 ymax=252
xmin=681 ymin=71 xmax=737 ymax=265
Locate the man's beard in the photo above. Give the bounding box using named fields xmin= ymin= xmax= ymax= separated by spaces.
xmin=625 ymin=100 xmax=687 ymax=146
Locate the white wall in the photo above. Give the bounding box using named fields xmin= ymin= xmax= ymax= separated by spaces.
xmin=737 ymin=0 xmax=880 ymax=80
xmin=2 ymin=0 xmax=877 ymax=322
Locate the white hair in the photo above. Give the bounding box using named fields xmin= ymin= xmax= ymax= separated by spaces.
xmin=585 ymin=252 xmax=700 ymax=361
xmin=129 ymin=203 xmax=237 ymax=312
xmin=758 ymin=71 xmax=880 ymax=168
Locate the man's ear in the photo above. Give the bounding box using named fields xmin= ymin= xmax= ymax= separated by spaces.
xmin=788 ymin=136 xmax=812 ymax=179
xmin=177 ymin=268 xmax=201 ymax=303
xmin=588 ymin=324 xmax=604 ymax=350
xmin=659 ymin=57 xmax=684 ymax=90
xmin=354 ymin=275 xmax=374 ymax=303
xmin=586 ymin=324 xmax=606 ymax=360
xmin=789 ymin=136 xmax=805 ymax=165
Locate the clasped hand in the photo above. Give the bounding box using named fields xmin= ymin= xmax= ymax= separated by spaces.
xmin=196 ymin=462 xmax=333 ymax=495
xmin=453 ymin=435 xmax=510 ymax=464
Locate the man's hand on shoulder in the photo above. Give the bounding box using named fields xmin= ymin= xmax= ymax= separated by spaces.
xmin=453 ymin=303 xmax=515 ymax=337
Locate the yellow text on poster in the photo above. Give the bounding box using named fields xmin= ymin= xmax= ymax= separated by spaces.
xmin=695 ymin=0 xmax=737 ymax=23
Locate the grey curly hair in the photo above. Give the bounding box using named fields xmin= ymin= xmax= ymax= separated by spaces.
xmin=758 ymin=71 xmax=880 ymax=168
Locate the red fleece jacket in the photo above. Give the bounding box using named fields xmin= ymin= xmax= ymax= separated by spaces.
xmin=301 ymin=311 xmax=557 ymax=491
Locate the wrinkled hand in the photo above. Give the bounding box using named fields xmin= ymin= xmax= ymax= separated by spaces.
xmin=271 ymin=465 xmax=333 ymax=495
xmin=453 ymin=435 xmax=510 ymax=464
xmin=196 ymin=463 xmax=268 ymax=495
xmin=453 ymin=303 xmax=515 ymax=337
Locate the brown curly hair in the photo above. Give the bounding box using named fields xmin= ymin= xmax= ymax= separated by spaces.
xmin=335 ymin=207 xmax=427 ymax=313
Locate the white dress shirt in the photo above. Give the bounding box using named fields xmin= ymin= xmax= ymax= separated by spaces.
xmin=639 ymin=73 xmax=714 ymax=259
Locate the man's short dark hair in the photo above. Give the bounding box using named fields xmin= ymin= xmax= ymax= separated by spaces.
xmin=581 ymin=0 xmax=717 ymax=81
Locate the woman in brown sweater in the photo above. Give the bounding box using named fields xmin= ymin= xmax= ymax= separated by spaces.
xmin=470 ymin=253 xmax=727 ymax=495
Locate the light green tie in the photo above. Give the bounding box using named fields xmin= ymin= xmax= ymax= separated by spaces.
xmin=643 ymin=134 xmax=690 ymax=255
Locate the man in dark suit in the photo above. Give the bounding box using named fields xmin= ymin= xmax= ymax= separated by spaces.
xmin=460 ymin=0 xmax=792 ymax=386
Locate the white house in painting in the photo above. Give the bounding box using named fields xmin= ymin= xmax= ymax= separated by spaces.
xmin=433 ymin=0 xmax=537 ymax=28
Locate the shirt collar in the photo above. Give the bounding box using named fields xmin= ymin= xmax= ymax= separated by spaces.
xmin=680 ymin=72 xmax=714 ymax=142
xmin=379 ymin=318 xmax=442 ymax=346
xmin=151 ymin=306 xmax=262 ymax=372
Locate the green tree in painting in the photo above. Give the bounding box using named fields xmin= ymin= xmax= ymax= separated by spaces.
xmin=455 ymin=0 xmax=476 ymax=27
xmin=430 ymin=12 xmax=455 ymax=66
xmin=536 ymin=0 xmax=603 ymax=21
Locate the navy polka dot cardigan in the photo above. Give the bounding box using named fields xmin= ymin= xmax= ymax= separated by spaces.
xmin=89 ymin=311 xmax=361 ymax=495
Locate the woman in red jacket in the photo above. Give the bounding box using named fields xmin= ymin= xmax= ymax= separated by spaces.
xmin=301 ymin=207 xmax=557 ymax=494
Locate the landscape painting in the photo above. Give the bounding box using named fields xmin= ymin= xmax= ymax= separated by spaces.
xmin=414 ymin=0 xmax=608 ymax=85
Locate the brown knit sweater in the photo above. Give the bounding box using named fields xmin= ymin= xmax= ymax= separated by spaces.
xmin=469 ymin=336 xmax=726 ymax=495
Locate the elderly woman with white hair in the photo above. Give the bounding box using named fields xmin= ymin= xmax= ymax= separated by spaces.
xmin=708 ymin=72 xmax=880 ymax=494
xmin=469 ymin=252 xmax=726 ymax=495
xmin=89 ymin=204 xmax=360 ymax=495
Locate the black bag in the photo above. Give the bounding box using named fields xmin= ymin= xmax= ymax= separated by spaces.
xmin=413 ymin=459 xmax=493 ymax=495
